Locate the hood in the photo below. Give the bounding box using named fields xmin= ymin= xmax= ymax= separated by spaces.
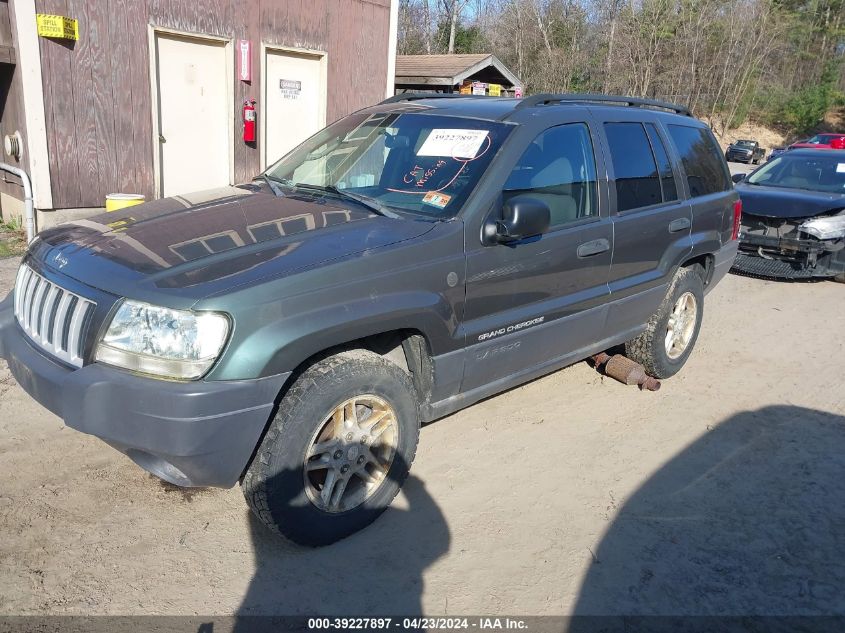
xmin=31 ymin=183 xmax=435 ymax=303
xmin=735 ymin=182 xmax=845 ymax=219
xmin=728 ymin=144 xmax=753 ymax=152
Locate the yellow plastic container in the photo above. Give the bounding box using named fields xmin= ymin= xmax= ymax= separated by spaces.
xmin=105 ymin=193 xmax=145 ymax=212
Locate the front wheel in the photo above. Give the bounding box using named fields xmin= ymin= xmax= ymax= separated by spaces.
xmin=242 ymin=350 xmax=420 ymax=546
xmin=625 ymin=267 xmax=705 ymax=379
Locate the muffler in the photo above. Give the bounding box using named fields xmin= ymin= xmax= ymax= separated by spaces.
xmin=590 ymin=353 xmax=661 ymax=391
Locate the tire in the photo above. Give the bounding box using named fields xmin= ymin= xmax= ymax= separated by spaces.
xmin=624 ymin=267 xmax=705 ymax=379
xmin=242 ymin=349 xmax=420 ymax=546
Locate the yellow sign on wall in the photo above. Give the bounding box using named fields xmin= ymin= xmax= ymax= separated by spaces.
xmin=36 ymin=14 xmax=79 ymax=40
xmin=488 ymin=83 xmax=502 ymax=97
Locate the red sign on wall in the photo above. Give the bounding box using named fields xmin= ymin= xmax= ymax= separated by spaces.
xmin=238 ymin=40 xmax=252 ymax=82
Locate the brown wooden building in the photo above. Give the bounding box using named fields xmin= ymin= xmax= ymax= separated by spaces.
xmin=0 ymin=0 xmax=398 ymax=217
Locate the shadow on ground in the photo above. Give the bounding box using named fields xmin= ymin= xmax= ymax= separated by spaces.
xmin=233 ymin=465 xmax=449 ymax=619
xmin=572 ymin=405 xmax=845 ymax=618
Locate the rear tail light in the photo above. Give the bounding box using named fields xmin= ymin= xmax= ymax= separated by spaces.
xmin=731 ymin=199 xmax=743 ymax=240
xmin=830 ymin=137 xmax=845 ymax=150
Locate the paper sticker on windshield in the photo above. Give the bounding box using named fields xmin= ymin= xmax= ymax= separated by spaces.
xmin=422 ymin=191 xmax=452 ymax=208
xmin=417 ymin=129 xmax=489 ymax=159
xmin=837 ymin=163 xmax=845 ymax=173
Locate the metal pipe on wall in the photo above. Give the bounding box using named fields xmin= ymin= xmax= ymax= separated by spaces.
xmin=0 ymin=162 xmax=35 ymax=243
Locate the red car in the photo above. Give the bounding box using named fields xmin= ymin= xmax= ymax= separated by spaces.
xmin=788 ymin=133 xmax=845 ymax=150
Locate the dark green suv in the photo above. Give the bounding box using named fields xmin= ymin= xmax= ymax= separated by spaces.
xmin=0 ymin=94 xmax=739 ymax=545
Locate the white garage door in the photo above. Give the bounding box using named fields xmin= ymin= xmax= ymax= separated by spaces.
xmin=263 ymin=49 xmax=325 ymax=168
xmin=155 ymin=33 xmax=230 ymax=197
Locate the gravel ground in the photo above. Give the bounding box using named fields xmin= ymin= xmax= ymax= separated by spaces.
xmin=0 ymin=253 xmax=843 ymax=616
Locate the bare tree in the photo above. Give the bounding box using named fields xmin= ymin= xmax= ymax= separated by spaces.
xmin=399 ymin=0 xmax=845 ymax=133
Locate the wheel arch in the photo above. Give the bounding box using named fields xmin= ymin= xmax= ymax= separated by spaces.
xmin=681 ymin=252 xmax=715 ymax=287
xmin=272 ymin=326 xmax=436 ymax=407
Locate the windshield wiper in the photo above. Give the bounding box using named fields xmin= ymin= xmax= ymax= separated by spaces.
xmin=293 ymin=183 xmax=400 ymax=219
xmin=256 ymin=174 xmax=291 ymax=198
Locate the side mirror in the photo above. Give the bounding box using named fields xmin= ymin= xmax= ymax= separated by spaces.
xmin=731 ymin=173 xmax=746 ymax=183
xmin=494 ymin=196 xmax=551 ymax=242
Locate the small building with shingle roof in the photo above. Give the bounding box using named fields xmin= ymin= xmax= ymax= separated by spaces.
xmin=394 ymin=53 xmax=522 ymax=95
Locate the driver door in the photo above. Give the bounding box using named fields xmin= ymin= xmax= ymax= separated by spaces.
xmin=461 ymin=120 xmax=613 ymax=392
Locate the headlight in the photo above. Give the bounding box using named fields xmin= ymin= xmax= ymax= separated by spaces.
xmin=95 ymin=300 xmax=230 ymax=380
xmin=799 ymin=213 xmax=845 ymax=240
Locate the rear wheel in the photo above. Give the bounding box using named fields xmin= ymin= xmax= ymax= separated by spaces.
xmin=625 ymin=267 xmax=705 ymax=379
xmin=242 ymin=350 xmax=420 ymax=546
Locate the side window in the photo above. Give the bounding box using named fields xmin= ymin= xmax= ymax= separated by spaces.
xmin=503 ymin=123 xmax=597 ymax=228
xmin=604 ymin=122 xmax=662 ymax=211
xmin=667 ymin=124 xmax=732 ymax=197
xmin=645 ymin=123 xmax=678 ymax=202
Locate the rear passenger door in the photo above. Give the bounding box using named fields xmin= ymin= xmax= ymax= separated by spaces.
xmin=664 ymin=123 xmax=736 ymax=249
xmin=593 ymin=114 xmax=692 ymax=333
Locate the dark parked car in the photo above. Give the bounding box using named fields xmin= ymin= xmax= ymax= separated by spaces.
xmin=0 ymin=94 xmax=740 ymax=545
xmin=767 ymin=147 xmax=787 ymax=162
xmin=731 ymin=149 xmax=845 ymax=281
xmin=725 ymin=139 xmax=766 ymax=164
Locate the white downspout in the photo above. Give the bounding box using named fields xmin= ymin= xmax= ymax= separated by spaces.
xmin=386 ymin=0 xmax=399 ymax=98
xmin=0 ymin=163 xmax=35 ymax=242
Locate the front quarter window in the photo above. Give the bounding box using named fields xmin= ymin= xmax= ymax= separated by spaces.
xmin=264 ymin=111 xmax=513 ymax=219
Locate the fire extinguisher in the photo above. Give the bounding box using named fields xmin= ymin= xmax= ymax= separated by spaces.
xmin=243 ymin=99 xmax=256 ymax=143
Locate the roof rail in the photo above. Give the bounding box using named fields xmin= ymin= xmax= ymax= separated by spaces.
xmin=514 ymin=93 xmax=692 ymax=117
xmin=379 ymin=92 xmax=482 ymax=105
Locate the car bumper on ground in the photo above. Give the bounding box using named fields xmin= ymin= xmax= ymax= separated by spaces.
xmin=732 ymin=232 xmax=845 ymax=280
xmin=0 ymin=293 xmax=289 ymax=488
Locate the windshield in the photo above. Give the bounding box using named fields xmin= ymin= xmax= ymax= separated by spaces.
xmin=263 ymin=111 xmax=513 ymax=219
xmin=735 ymin=140 xmax=755 ymax=148
xmin=746 ymin=153 xmax=845 ymax=192
xmin=803 ymin=134 xmax=836 ymax=144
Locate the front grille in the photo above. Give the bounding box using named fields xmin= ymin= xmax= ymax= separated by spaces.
xmin=13 ymin=264 xmax=96 ymax=367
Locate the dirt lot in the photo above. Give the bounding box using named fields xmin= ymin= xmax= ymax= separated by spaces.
xmin=0 ymin=253 xmax=843 ymax=616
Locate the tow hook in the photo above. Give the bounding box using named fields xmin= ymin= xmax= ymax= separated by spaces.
xmin=590 ymin=353 xmax=661 ymax=391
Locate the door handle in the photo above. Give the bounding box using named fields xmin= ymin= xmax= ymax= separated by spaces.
xmin=577 ymin=238 xmax=610 ymax=258
xmin=669 ymin=217 xmax=691 ymax=233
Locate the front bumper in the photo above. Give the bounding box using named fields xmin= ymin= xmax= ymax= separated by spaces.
xmin=0 ymin=293 xmax=289 ymax=487
xmin=726 ymin=152 xmax=753 ymax=163
xmin=732 ymin=231 xmax=845 ymax=279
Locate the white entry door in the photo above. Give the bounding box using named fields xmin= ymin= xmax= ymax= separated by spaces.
xmin=263 ymin=48 xmax=325 ymax=167
xmin=155 ymin=33 xmax=230 ymax=197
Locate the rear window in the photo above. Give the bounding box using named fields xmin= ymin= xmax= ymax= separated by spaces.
xmin=667 ymin=124 xmax=731 ymax=197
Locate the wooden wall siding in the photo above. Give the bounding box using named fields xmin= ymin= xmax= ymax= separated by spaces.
xmin=0 ymin=0 xmax=28 ymax=201
xmin=37 ymin=0 xmax=391 ymax=209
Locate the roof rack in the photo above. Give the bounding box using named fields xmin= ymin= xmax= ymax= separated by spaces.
xmin=379 ymin=93 xmax=483 ymax=105
xmin=514 ymin=93 xmax=692 ymax=117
